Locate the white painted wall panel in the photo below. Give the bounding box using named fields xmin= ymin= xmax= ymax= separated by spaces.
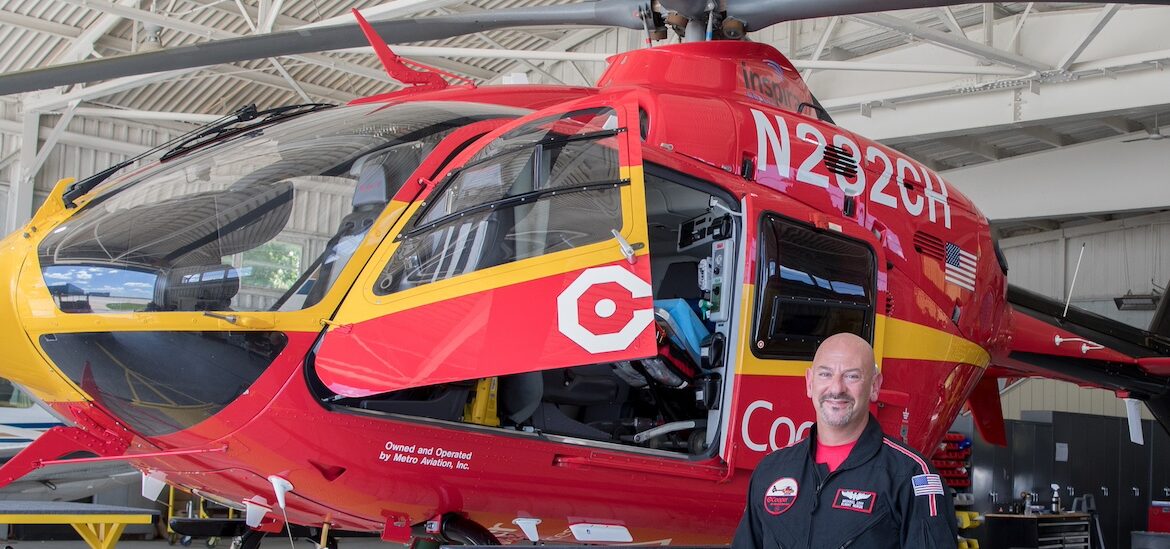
xmin=946 ymin=136 xmax=1170 ymax=221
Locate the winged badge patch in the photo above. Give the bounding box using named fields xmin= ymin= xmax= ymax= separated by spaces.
xmin=832 ymin=488 xmax=876 ymax=514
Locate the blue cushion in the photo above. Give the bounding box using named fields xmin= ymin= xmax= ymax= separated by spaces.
xmin=653 ymin=298 xmax=710 ymax=366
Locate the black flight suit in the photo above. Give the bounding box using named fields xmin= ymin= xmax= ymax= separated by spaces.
xmin=732 ymin=415 xmax=959 ymax=548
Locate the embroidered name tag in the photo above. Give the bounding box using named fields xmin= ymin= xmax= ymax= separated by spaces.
xmin=832 ymin=489 xmax=876 ymax=514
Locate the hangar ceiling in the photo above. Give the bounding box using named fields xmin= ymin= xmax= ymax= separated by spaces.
xmin=1 ymin=1 xmax=1169 ymax=234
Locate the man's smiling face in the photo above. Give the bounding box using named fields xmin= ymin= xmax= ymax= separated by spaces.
xmin=806 ymin=334 xmax=881 ymax=431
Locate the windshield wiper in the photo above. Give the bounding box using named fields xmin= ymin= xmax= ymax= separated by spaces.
xmin=406 ymin=179 xmax=629 ymax=238
xmin=61 ymin=102 xmax=334 ymax=208
xmin=158 ymin=102 xmax=332 ymax=162
xmin=467 ymin=127 xmax=624 ymax=172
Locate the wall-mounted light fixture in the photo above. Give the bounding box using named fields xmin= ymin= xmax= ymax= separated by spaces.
xmin=1114 ymin=293 xmax=1160 ymax=311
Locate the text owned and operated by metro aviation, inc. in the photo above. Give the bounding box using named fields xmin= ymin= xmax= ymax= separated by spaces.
xmin=379 ymin=441 xmax=474 ymax=470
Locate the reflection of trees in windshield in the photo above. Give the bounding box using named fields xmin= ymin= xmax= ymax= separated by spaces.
xmin=236 ymin=241 xmax=302 ymax=290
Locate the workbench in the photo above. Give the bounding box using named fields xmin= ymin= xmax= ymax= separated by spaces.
xmin=985 ymin=512 xmax=1092 ymax=549
xmin=0 ymin=501 xmax=159 ymax=549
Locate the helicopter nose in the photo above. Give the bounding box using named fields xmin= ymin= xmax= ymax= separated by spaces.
xmin=0 ymin=230 xmax=87 ymax=403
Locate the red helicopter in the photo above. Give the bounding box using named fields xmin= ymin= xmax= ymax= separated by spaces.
xmin=0 ymin=0 xmax=1169 ymax=545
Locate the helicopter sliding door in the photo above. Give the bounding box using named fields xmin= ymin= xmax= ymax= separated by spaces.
xmin=313 ymin=102 xmax=658 ymax=416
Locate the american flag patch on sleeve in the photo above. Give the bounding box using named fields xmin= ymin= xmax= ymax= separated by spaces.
xmin=912 ymin=474 xmax=945 ymax=496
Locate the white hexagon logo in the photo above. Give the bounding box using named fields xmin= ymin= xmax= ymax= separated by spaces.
xmin=557 ymin=265 xmax=654 ymax=354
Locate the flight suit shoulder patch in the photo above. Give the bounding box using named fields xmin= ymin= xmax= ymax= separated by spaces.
xmin=763 ymin=477 xmax=799 ymax=515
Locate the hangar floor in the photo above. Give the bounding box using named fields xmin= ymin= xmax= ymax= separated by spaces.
xmin=0 ymin=540 xmax=398 ymax=549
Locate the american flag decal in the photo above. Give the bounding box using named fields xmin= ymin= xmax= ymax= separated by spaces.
xmin=944 ymin=242 xmax=977 ymax=292
xmin=912 ymin=474 xmax=945 ymax=497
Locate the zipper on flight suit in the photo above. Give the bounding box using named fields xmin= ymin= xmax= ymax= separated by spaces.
xmin=837 ymin=509 xmax=891 ymax=549
xmin=806 ymin=463 xmax=840 ymax=549
xmin=809 ymin=456 xmax=886 ymax=549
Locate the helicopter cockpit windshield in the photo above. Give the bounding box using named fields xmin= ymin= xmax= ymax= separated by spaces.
xmin=35 ymin=101 xmax=530 ymax=314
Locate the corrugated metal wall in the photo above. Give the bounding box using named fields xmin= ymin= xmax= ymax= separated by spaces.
xmin=1002 ymin=211 xmax=1170 ymax=302
xmin=0 ymin=110 xmax=167 ymax=229
xmin=998 ymin=211 xmax=1170 ymax=420
xmin=1 ymin=103 xmax=23 ymax=228
xmin=1000 ymin=379 xmax=1151 ymax=420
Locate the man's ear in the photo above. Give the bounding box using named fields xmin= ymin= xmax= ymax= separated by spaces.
xmin=805 ymin=368 xmax=814 ymax=399
xmin=870 ymin=368 xmax=883 ymax=400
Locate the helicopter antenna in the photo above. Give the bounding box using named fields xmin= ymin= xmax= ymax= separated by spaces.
xmin=351 ymin=8 xmax=451 ymax=92
xmin=705 ymin=2 xmax=716 ymax=40
xmin=1063 ymin=243 xmax=1087 ymax=318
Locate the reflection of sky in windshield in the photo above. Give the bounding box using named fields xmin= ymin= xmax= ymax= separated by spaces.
xmin=780 ymin=265 xmax=865 ymax=297
xmin=779 ymin=265 xmax=811 ymax=285
xmin=42 ymin=266 xmax=155 ymax=299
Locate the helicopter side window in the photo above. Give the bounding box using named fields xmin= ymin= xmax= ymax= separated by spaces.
xmin=753 ymin=215 xmax=875 ymax=359
xmin=374 ymin=108 xmax=624 ymax=295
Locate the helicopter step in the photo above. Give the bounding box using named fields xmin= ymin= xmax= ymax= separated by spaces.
xmin=412 ymin=513 xmax=500 ymax=546
xmin=169 ymin=517 xmax=250 ymax=538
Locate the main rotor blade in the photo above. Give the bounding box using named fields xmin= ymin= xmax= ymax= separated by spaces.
xmin=727 ymin=0 xmax=1170 ymax=34
xmin=0 ymin=0 xmax=648 ymax=96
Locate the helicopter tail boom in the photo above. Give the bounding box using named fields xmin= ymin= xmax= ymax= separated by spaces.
xmin=991 ymin=284 xmax=1170 ymax=434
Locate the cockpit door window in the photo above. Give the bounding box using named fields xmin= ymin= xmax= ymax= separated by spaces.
xmin=313 ymin=102 xmax=655 ymax=399
xmin=373 ymin=107 xmax=626 ymax=295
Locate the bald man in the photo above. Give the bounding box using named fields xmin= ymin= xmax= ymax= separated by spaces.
xmin=732 ymin=333 xmax=959 ymax=548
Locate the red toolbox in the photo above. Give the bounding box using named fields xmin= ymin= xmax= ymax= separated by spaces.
xmin=1151 ymin=501 xmax=1170 ymax=533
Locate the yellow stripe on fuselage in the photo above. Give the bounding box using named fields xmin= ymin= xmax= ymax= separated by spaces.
xmin=882 ymin=317 xmax=991 ymax=366
xmin=736 ymin=284 xmax=990 ymax=377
